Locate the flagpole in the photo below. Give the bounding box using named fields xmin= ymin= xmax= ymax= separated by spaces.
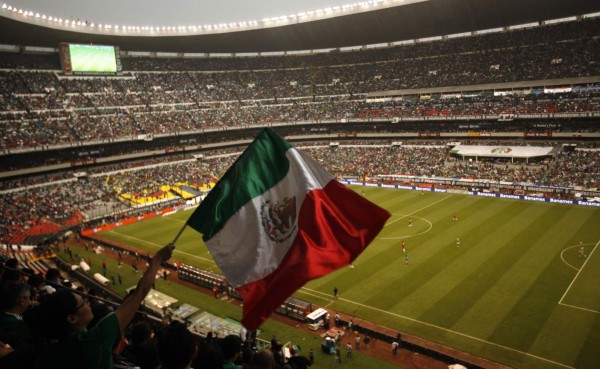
xmin=171 ymin=222 xmax=187 ymax=245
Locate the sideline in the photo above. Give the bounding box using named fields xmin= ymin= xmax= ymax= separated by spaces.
xmin=106 ymin=229 xmax=216 ymax=265
xmin=298 ymin=287 xmax=574 ymax=369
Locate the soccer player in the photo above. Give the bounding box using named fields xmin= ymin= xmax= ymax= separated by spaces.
xmin=579 ymin=242 xmax=587 ymax=258
xmin=404 ymin=253 xmax=409 ymax=266
xmin=408 ymin=218 xmax=413 ymax=228
xmin=401 ymin=241 xmax=406 ymax=253
xmin=456 ymin=237 xmax=461 ymax=247
xmin=452 ymin=213 xmax=458 ymax=221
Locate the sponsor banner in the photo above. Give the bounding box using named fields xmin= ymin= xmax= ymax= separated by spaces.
xmin=524 ymin=196 xmax=547 ymax=202
xmin=524 ymin=132 xmax=553 ymax=137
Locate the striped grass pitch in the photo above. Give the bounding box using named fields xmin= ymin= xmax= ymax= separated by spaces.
xmin=99 ymin=187 xmax=600 ymax=369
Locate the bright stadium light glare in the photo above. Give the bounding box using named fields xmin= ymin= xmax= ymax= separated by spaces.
xmin=1 ymin=4 xmax=6 ymax=9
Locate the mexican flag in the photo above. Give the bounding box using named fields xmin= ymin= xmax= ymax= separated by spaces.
xmin=186 ymin=128 xmax=390 ymax=330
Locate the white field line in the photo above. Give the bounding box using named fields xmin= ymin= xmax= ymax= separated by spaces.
xmin=379 ymin=215 xmax=432 ymax=240
xmin=164 ymin=216 xmax=187 ymax=223
xmin=558 ymin=302 xmax=600 ymax=314
xmin=560 ymin=246 xmax=583 ymax=272
xmin=107 ymin=229 xmax=215 ymax=264
xmin=558 ymin=239 xmax=600 ymax=313
xmin=384 ymin=195 xmax=452 ymax=227
xmin=298 ymin=286 xmax=574 ymax=369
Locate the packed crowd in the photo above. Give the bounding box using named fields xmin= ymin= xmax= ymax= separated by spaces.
xmin=2 ymin=142 xmax=599 ymax=245
xmin=0 ymin=237 xmax=319 ymax=369
xmin=2 ymin=90 xmax=598 ymax=149
xmin=546 ymin=149 xmax=600 ymax=188
xmin=1 ymin=17 xmax=599 ymax=149
xmin=0 ymin=243 xmax=270 ymax=369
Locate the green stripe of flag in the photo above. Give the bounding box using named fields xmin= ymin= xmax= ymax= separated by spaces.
xmin=187 ymin=129 xmax=293 ymax=240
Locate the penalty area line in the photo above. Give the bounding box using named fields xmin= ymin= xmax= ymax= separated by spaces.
xmin=558 ymin=239 xmax=600 ymax=310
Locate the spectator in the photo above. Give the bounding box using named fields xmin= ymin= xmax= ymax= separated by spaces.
xmin=0 ymin=281 xmax=35 ymax=369
xmin=221 ymin=334 xmax=243 ymax=369
xmin=29 ymin=244 xmax=173 ymax=369
xmin=253 ymin=349 xmax=276 ymax=369
xmin=156 ymin=321 xmax=197 ymax=369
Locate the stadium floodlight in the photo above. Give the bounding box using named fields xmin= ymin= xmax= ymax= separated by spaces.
xmin=1 ymin=4 xmax=6 ymax=9
xmin=41 ymin=14 xmax=46 ymax=19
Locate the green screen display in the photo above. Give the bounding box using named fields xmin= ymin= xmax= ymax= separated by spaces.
xmin=69 ymin=44 xmax=118 ymax=73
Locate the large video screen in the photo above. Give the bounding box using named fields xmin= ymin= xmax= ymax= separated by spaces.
xmin=61 ymin=44 xmax=120 ymax=74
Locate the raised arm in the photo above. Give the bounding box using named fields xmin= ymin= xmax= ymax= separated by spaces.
xmin=114 ymin=243 xmax=174 ymax=334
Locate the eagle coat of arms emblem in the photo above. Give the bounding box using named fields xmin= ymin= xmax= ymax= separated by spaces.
xmin=260 ymin=196 xmax=297 ymax=242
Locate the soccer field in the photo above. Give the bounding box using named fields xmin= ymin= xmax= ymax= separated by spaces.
xmin=98 ymin=187 xmax=600 ymax=369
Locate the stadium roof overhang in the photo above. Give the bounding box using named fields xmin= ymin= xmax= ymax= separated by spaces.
xmin=0 ymin=0 xmax=599 ymax=53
